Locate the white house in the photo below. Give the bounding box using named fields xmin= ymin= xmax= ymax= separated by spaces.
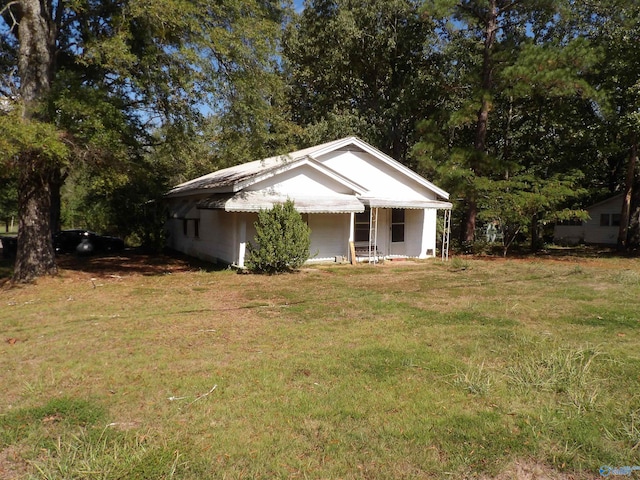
xmin=164 ymin=137 xmax=452 ymax=267
xmin=554 ymin=194 xmax=623 ymax=245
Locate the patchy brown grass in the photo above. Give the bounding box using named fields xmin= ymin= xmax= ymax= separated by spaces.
xmin=1 ymin=252 xmax=640 ymax=479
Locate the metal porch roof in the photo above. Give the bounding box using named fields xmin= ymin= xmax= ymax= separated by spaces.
xmin=197 ymin=191 xmax=365 ymax=214
xmin=359 ymin=197 xmax=453 ymax=209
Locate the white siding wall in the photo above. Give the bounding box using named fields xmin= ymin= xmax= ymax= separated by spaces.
xmin=250 ymin=165 xmax=354 ymax=195
xmin=166 ymin=217 xmax=214 ymax=262
xmin=420 ymin=209 xmax=437 ymax=258
xmin=360 ymin=208 xmax=436 ymax=259
xmin=167 ymin=210 xmax=224 ymax=263
xmin=584 ymin=201 xmax=620 ymax=245
xmin=166 ymin=199 xmax=205 ymax=260
xmin=553 ymin=225 xmax=584 ymax=245
xmin=308 ymin=214 xmax=351 ymax=261
xmin=376 ymin=209 xmax=390 ymax=255
xmin=165 ymin=218 xmax=183 ymax=251
xmin=319 ymin=151 xmax=436 ymax=200
xmin=166 ymin=207 xmax=257 ymax=265
xmin=203 ymin=210 xmax=237 ymax=263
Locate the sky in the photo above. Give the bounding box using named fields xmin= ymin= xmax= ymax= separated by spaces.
xmin=293 ymin=0 xmax=305 ymax=12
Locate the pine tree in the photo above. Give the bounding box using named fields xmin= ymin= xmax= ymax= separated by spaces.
xmin=416 ymin=0 xmax=599 ymax=250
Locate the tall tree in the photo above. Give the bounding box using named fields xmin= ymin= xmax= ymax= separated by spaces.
xmin=1 ymin=0 xmax=61 ymax=279
xmin=581 ymin=1 xmax=640 ymax=249
xmin=283 ymin=0 xmax=442 ymax=163
xmin=0 ymin=0 xmax=286 ymax=282
xmin=421 ymin=0 xmax=545 ymax=243
xmin=416 ymin=0 xmax=601 ymax=249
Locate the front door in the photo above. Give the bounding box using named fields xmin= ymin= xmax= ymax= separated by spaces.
xmin=389 ymin=208 xmax=405 ymax=256
xmin=354 ymin=207 xmax=384 ymax=259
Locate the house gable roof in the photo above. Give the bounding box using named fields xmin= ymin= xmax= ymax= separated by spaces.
xmin=303 ymin=137 xmax=449 ymax=200
xmin=166 ymin=150 xmax=365 ymax=198
xmin=235 ymin=157 xmax=366 ymax=195
xmin=166 ymin=136 xmax=450 ymax=204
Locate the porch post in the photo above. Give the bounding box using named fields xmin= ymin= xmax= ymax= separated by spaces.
xmin=238 ymin=215 xmax=247 ymax=268
xmin=349 ymin=212 xmax=355 ymax=242
xmin=348 ymin=212 xmax=355 ymax=263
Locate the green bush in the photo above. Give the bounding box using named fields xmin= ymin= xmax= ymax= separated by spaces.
xmin=245 ymin=200 xmax=311 ymax=273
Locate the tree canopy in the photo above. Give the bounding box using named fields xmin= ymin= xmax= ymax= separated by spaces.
xmin=284 ymin=0 xmax=444 ymax=163
xmin=0 ymin=0 xmax=290 ymax=281
xmin=2 ymin=0 xmax=640 ymax=281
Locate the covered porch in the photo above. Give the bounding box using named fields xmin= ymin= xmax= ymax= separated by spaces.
xmin=348 ymin=197 xmax=452 ymax=264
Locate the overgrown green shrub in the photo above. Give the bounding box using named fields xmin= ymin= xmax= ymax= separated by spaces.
xmin=245 ymin=200 xmax=311 ymax=273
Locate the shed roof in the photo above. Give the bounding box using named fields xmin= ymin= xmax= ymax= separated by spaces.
xmin=586 ymin=193 xmax=624 ymax=211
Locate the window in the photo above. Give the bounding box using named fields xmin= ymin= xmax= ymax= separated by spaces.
xmin=183 ymin=219 xmax=188 ymax=236
xmin=600 ymin=213 xmax=621 ymax=227
xmin=391 ymin=209 xmax=405 ymax=243
xmin=355 ymin=208 xmax=370 ymax=242
xmin=612 ymin=214 xmax=621 ymax=227
xmin=194 ymin=219 xmax=200 ymax=238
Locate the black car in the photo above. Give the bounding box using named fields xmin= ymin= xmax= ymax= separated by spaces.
xmin=0 ymin=235 xmax=17 ymax=258
xmin=53 ymin=230 xmax=125 ymax=254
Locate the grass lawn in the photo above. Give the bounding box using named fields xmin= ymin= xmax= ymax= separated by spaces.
xmin=1 ymin=252 xmax=640 ymax=479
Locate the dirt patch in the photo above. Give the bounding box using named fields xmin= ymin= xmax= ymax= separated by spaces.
xmin=479 ymin=459 xmax=600 ymax=480
xmin=0 ymin=446 xmax=31 ymax=480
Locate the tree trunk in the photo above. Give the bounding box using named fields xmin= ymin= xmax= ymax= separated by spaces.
xmin=50 ymin=168 xmax=64 ymax=234
xmin=12 ymin=0 xmax=58 ymax=283
xmin=13 ymin=155 xmax=58 ymax=281
xmin=530 ymin=212 xmax=539 ymax=252
xmin=464 ymin=0 xmax=498 ymax=243
xmin=627 ymin=173 xmax=640 ymax=250
xmin=463 ymin=198 xmax=477 ymax=246
xmin=618 ymin=134 xmax=638 ymax=249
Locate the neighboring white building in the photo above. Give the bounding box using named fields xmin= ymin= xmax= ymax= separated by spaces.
xmin=164 ymin=137 xmax=452 ymax=267
xmin=554 ymin=194 xmax=623 ymax=245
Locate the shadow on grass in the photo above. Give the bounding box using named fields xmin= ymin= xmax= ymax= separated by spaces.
xmin=58 ymin=248 xmax=229 ymax=278
xmin=1 ymin=244 xmax=634 ymax=286
xmin=0 ymin=248 xmax=226 ymax=285
xmin=0 ymin=253 xmax=14 ymax=286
